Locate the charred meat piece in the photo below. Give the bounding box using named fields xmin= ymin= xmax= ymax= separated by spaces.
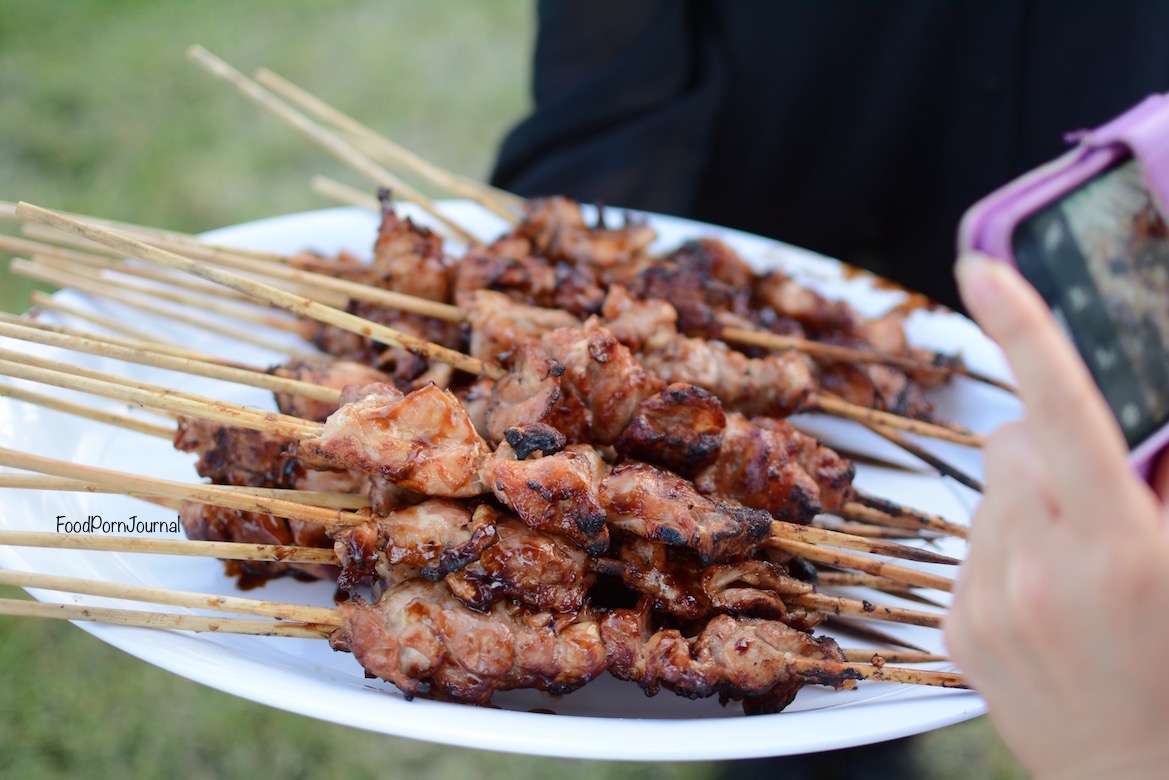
xmin=601 ymin=601 xmax=850 ymax=714
xmin=693 ymin=413 xmax=824 ymax=524
xmin=179 ymin=502 xmax=336 ymax=582
xmin=502 ymin=422 xmax=566 ymax=460
xmin=454 ymin=236 xmax=605 ymax=318
xmin=480 ymin=442 xmax=609 ymax=555
xmin=517 ymin=196 xmax=657 ymax=275
xmin=484 ymin=319 xmax=665 ymax=447
xmin=601 ymin=462 xmax=772 ymax=565
xmin=174 ymin=416 xmax=370 ymax=495
xmin=461 ymin=289 xmax=578 ymax=367
xmin=174 ymin=416 xmax=300 ymax=488
xmin=818 ymin=360 xmax=935 ymax=420
xmin=540 ymin=319 xmax=665 ymax=444
xmin=630 ymin=239 xmax=756 ymax=340
xmin=446 ymin=516 xmax=591 ymax=613
xmin=300 ymin=383 xmax=490 ymax=498
xmin=755 ymin=271 xmax=856 ymax=335
xmin=312 ymin=305 xmax=462 ymax=389
xmin=599 ymin=284 xmax=678 ymax=354
xmin=331 ymin=501 xmax=497 ymax=593
xmin=332 ymin=579 xmax=609 ymax=705
xmin=484 ymin=347 xmax=565 ymax=445
xmin=615 ymin=382 xmax=725 ymax=477
xmin=597 ymin=540 xmax=819 ymax=627
xmin=638 ymin=333 xmax=815 ymax=419
xmin=699 ymin=559 xmax=817 ymax=625
xmin=371 ymin=193 xmax=453 ymax=303
xmin=752 ymin=417 xmax=856 ymax=514
xmin=591 ymin=538 xmax=709 ymax=621
xmin=271 ymin=359 xmax=392 ymax=422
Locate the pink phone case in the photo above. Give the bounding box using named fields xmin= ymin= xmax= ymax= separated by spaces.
xmin=958 ymin=93 xmax=1169 ymax=476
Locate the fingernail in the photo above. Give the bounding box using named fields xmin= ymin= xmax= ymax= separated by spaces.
xmin=955 ymin=253 xmax=1000 ymax=315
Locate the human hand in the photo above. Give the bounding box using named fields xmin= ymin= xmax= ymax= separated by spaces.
xmin=944 ymin=253 xmax=1169 ymax=779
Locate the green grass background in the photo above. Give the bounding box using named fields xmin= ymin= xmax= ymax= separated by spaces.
xmin=0 ymin=2 xmax=1024 ymax=777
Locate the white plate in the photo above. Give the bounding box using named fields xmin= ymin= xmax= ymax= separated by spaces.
xmin=0 ymin=203 xmax=1021 ymax=760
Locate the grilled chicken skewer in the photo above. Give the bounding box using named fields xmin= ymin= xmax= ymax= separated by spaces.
xmin=13 ymin=201 xmax=986 ymax=448
xmin=0 ymin=562 xmax=964 ymax=712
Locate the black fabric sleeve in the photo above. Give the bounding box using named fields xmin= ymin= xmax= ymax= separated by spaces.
xmin=491 ymin=0 xmax=727 ymax=215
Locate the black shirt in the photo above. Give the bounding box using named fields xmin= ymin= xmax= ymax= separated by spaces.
xmin=492 ymin=1 xmax=1169 ymax=312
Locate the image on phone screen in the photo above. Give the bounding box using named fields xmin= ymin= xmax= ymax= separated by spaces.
xmin=1012 ymin=158 xmax=1169 ymax=449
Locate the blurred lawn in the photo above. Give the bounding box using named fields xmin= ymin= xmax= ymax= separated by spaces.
xmin=0 ymin=2 xmax=1024 ymax=778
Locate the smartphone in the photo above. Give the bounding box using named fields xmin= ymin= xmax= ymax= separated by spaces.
xmin=958 ymin=94 xmax=1169 ymax=476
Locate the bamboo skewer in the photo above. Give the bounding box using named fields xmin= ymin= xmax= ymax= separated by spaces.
xmin=140 ymin=231 xmax=464 ymax=321
xmin=13 ymin=258 xmax=320 ymax=358
xmin=0 ymin=447 xmax=356 ymax=529
xmin=812 ymin=518 xmax=931 ymax=540
xmin=311 ymin=175 xmax=381 ymax=211
xmin=0 ymin=528 xmax=338 ymax=565
xmin=0 ymin=474 xmax=370 ymax=510
xmin=0 ymin=340 xmax=304 ymax=422
xmin=0 ymin=201 xmax=287 ymax=263
xmin=808 ymin=394 xmax=984 ymax=448
xmin=186 ymin=46 xmax=478 ymax=245
xmin=0 ymin=314 xmax=339 ymax=406
xmin=0 ymin=311 xmax=256 ymax=369
xmin=816 ymin=571 xmax=925 ymax=592
xmin=794 ymin=592 xmax=942 ymax=629
xmin=0 ymin=599 xmax=333 ymax=638
xmin=24 ymin=252 xmax=315 ymax=326
xmin=770 ymin=538 xmax=954 ymax=593
xmin=16 ymin=201 xmax=500 ymax=380
xmin=863 ymin=420 xmax=985 ymax=493
xmin=783 ymin=655 xmax=966 ymax=689
xmin=0 ymin=569 xmax=338 ymax=625
xmin=29 ymin=292 xmax=183 ymax=346
xmin=0 ymin=383 xmax=174 ymax=439
xmin=17 ymin=256 xmax=311 ymax=335
xmin=840 ymin=649 xmax=949 ymax=664
xmin=723 ymin=326 xmax=1016 ymax=395
xmin=253 ymin=67 xmax=522 ymax=222
xmin=822 ymin=616 xmax=932 ymax=654
xmin=19 ymin=220 xmax=293 ymax=269
xmin=770 ymin=521 xmax=958 ymax=566
xmin=849 ymin=493 xmax=970 ymax=539
xmin=0 ymin=352 xmax=321 ymax=439
xmin=0 ymin=233 xmax=287 ymax=306
xmin=14 ymin=228 xmax=354 ymax=310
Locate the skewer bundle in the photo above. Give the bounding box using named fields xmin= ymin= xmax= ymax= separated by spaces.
xmin=0 ymin=47 xmax=1004 ymax=721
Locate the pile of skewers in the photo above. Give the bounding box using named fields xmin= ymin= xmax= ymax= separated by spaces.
xmin=0 ymin=47 xmax=1012 ymax=718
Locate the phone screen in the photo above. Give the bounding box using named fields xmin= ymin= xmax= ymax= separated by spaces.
xmin=1012 ymin=158 xmax=1169 ymax=449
